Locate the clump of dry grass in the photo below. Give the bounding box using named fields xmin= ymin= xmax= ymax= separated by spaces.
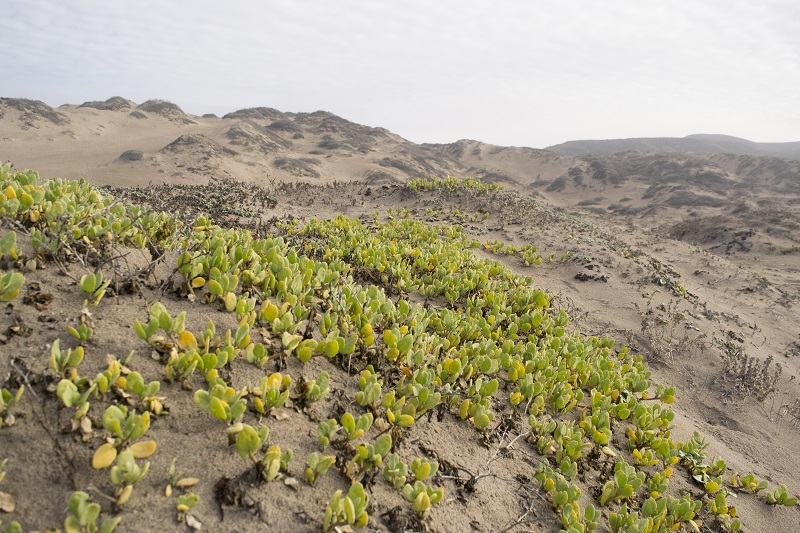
xmin=719 ymin=340 xmax=782 ymax=402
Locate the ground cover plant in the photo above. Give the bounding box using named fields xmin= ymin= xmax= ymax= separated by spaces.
xmin=0 ymin=167 xmax=797 ymax=532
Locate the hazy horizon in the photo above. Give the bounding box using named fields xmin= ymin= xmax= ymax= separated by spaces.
xmin=4 ymin=0 xmax=799 ymax=148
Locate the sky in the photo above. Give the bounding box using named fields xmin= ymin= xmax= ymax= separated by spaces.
xmin=3 ymin=0 xmax=799 ymax=148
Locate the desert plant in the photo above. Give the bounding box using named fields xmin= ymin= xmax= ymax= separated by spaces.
xmin=250 ymin=372 xmax=291 ymax=415
xmin=302 ymin=371 xmax=330 ymax=404
xmin=639 ymin=301 xmax=705 ymax=364
xmin=0 ymin=232 xmax=24 ymax=302
xmin=63 ymin=491 xmax=121 ymax=533
xmin=0 ymin=458 xmax=15 ymax=519
xmin=766 ymin=484 xmax=798 ymax=506
xmin=318 ymin=419 xmax=340 ymax=450
xmin=118 ymin=371 xmax=165 ymax=415
xmin=193 ymin=378 xmax=247 ymax=424
xmin=383 ymin=454 xmax=408 ymax=489
xmin=599 ymin=459 xmax=646 ymax=506
xmin=729 ymin=472 xmax=768 ymax=494
xmin=229 ymin=423 xmax=270 ymax=463
xmin=323 ymin=482 xmax=369 ymax=531
xmin=101 ymin=405 xmax=150 ymax=448
xmin=720 ymin=341 xmax=782 ymax=402
xmin=341 ymin=412 xmax=373 ymax=441
xmin=402 ymin=480 xmax=444 ymax=518
xmin=79 ymin=271 xmax=109 ymax=308
xmin=57 ymin=378 xmax=95 ymax=422
xmin=0 ymin=385 xmax=23 ymax=428
xmin=0 ymin=271 xmax=24 ymax=303
xmin=164 ymin=458 xmax=199 ymax=498
xmin=259 ymin=445 xmax=292 ymax=481
xmin=355 ymin=367 xmax=382 ymax=409
xmin=347 ymin=433 xmax=392 ymax=479
xmin=51 ymin=339 xmax=84 ymax=379
xmin=109 ymin=449 xmax=149 ymax=505
xmin=304 ymin=452 xmax=335 ymax=486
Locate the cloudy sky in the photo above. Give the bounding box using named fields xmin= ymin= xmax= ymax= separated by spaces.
xmin=4 ymin=0 xmax=799 ymax=147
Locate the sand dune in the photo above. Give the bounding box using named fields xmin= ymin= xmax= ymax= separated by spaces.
xmin=1 ymin=97 xmax=799 ymax=532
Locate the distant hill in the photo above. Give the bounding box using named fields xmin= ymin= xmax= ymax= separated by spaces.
xmin=546 ymin=134 xmax=800 ymax=161
xmin=1 ymin=96 xmax=799 ymax=228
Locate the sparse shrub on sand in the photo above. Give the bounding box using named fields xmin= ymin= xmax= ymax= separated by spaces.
xmin=118 ymin=150 xmax=143 ymax=161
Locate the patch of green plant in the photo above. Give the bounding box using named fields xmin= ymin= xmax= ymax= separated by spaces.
xmin=646 ymin=468 xmax=671 ymax=499
xmin=706 ymin=491 xmax=741 ymax=532
xmin=63 ymin=491 xmax=121 ymax=533
xmin=0 ymin=231 xmax=18 ymax=259
xmin=79 ymin=271 xmax=109 ymax=308
xmin=193 ymin=376 xmax=247 ymax=424
xmin=250 ymin=372 xmax=291 ymax=415
xmin=0 ymin=231 xmax=24 ymax=303
xmin=6 ymin=164 xmax=800 ymax=531
xmin=0 ymin=270 xmax=24 ymax=303
xmin=347 ymin=433 xmax=392 ymax=479
xmin=382 ymin=391 xmax=415 ymax=428
xmin=0 ymin=385 xmax=23 ymax=428
xmin=302 ymin=371 xmax=330 ymax=404
xmin=117 ymin=370 xmax=165 ymax=415
xmin=340 ymin=412 xmax=373 ymax=441
xmin=244 ymin=341 xmax=269 ymax=367
xmin=228 ymin=423 xmax=270 ymax=463
xmin=101 ymin=405 xmax=150 ymax=448
xmin=51 ymin=339 xmax=85 ymax=379
xmin=164 ymin=458 xmax=199 ymax=500
xmin=599 ymin=458 xmax=646 ymax=506
xmin=57 ymin=377 xmax=96 ymax=425
xmin=68 ymin=320 xmax=94 ymax=345
xmin=323 ymin=482 xmax=369 ymax=531
xmin=408 ymin=176 xmax=503 ymax=193
xmin=1 ymin=521 xmax=22 ymax=533
xmin=536 ymin=465 xmax=581 ymax=513
xmin=382 ymin=453 xmax=408 ymax=489
xmin=402 ymin=480 xmax=444 ymax=518
xmin=174 ymin=491 xmax=199 ymax=524
xmin=317 ymin=418 xmax=340 ymax=450
xmin=729 ymin=472 xmax=768 ymax=494
xmin=304 ymin=452 xmax=335 ymax=486
xmin=109 ymin=448 xmax=150 ymax=505
xmin=259 ymin=445 xmax=292 ymax=482
xmin=766 ymin=484 xmax=798 ymax=507
xmin=355 ymin=366 xmax=382 ymax=409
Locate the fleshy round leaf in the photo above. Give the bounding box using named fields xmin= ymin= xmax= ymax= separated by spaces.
xmin=92 ymin=443 xmax=118 ymax=469
xmin=129 ymin=440 xmax=157 ymax=459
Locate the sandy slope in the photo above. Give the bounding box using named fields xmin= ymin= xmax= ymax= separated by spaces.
xmin=1 ymin=97 xmax=799 ymax=532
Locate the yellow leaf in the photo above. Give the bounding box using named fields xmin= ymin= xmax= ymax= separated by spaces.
xmin=178 ymin=331 xmax=197 ymax=351
xmin=223 ymin=292 xmax=236 ymax=312
xmin=92 ymin=443 xmax=118 ymax=469
xmin=117 ymin=484 xmax=133 ymax=505
xmin=191 ymin=277 xmax=206 ymax=288
xmin=129 ymin=440 xmax=157 ymax=459
xmin=176 ymin=477 xmax=200 ymax=488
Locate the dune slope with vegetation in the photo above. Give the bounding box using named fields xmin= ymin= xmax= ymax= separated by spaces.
xmin=1 ymin=164 xmax=798 ymax=533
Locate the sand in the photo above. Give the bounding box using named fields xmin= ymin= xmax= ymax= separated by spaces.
xmin=1 ymin=97 xmax=799 ymax=532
